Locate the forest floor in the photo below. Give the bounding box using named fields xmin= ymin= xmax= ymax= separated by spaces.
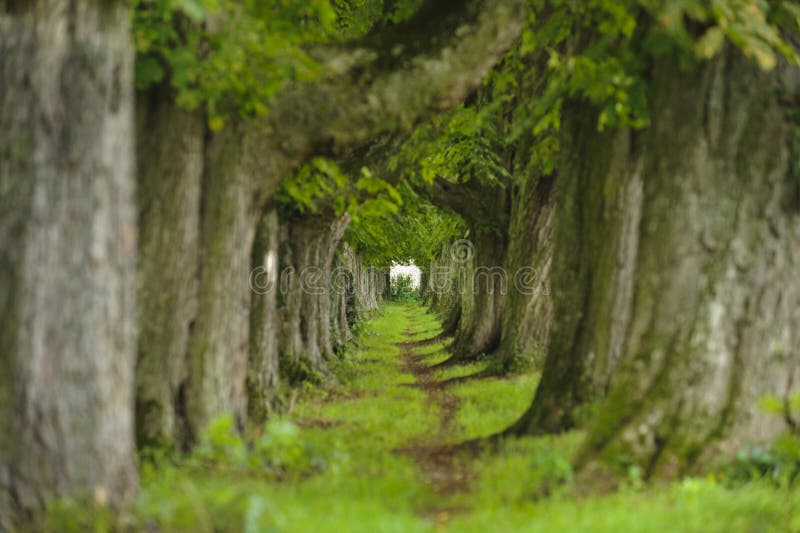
xmin=50 ymin=302 xmax=799 ymax=532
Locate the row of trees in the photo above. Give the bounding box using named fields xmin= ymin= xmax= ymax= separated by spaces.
xmin=0 ymin=0 xmax=524 ymax=526
xmin=417 ymin=0 xmax=800 ymax=483
xmin=1 ymin=0 xmax=799 ymax=526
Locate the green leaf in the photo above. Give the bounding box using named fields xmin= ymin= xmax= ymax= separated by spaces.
xmin=134 ymin=56 xmax=165 ymax=90
xmin=694 ymin=27 xmax=725 ymax=59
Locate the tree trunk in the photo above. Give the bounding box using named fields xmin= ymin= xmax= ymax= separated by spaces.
xmin=515 ymin=48 xmax=800 ymax=477
xmin=330 ymin=246 xmax=356 ymax=355
xmin=447 ymin=230 xmax=507 ymax=362
xmin=184 ymin=121 xmax=279 ymax=440
xmin=578 ymin=50 xmax=800 ymax=477
xmin=247 ymin=206 xmax=281 ymax=426
xmin=419 ymin=267 xmax=430 ymax=304
xmin=495 ymin=167 xmax=554 ymax=371
xmin=509 ymin=106 xmax=645 ymax=435
xmin=278 ymin=214 xmax=351 ymax=382
xmin=135 ymin=90 xmax=204 ymax=449
xmin=430 ymin=176 xmax=511 ymax=362
xmin=429 ymin=242 xmax=462 ymax=335
xmin=357 ymin=257 xmax=385 ymax=312
xmin=0 ymin=0 xmax=137 ymax=524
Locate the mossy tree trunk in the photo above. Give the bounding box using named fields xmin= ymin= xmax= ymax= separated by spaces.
xmin=184 ymin=121 xmax=278 ymax=440
xmin=579 ymin=51 xmax=800 ymax=477
xmin=135 ymin=106 xmax=278 ymax=445
xmin=447 ymin=230 xmax=508 ymax=362
xmin=433 ymin=179 xmax=510 ymax=363
xmin=419 ymin=267 xmax=430 ymax=303
xmin=0 ymin=0 xmax=137 ymax=525
xmin=495 ymin=162 xmax=554 ymax=371
xmin=357 ymin=256 xmax=385 ymax=312
xmin=509 ymin=106 xmax=646 ymax=435
xmin=135 ymin=89 xmax=204 ymax=449
xmin=515 ymin=49 xmax=800 ymax=477
xmin=330 ymin=264 xmax=354 ymax=355
xmin=330 ymin=245 xmax=355 ymax=355
xmin=328 ymin=243 xmax=385 ymax=353
xmin=278 ymin=213 xmax=351 ymax=382
xmin=428 ymin=242 xmax=463 ymax=336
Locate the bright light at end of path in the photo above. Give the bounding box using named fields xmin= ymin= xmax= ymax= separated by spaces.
xmin=390 ymin=264 xmax=421 ymax=288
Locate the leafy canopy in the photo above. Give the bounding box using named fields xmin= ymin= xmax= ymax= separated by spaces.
xmin=134 ymin=0 xmax=800 ymax=268
xmin=132 ymin=0 xmax=426 ymax=129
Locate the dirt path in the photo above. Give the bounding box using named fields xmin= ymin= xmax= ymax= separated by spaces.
xmin=395 ymin=308 xmax=478 ymax=523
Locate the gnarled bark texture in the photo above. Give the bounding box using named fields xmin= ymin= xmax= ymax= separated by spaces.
xmin=428 ymin=242 xmax=463 ymax=336
xmin=579 ymin=51 xmax=800 ymax=477
xmin=0 ymin=0 xmax=137 ymax=524
xmin=185 ymin=121 xmax=277 ymax=440
xmin=515 ymin=48 xmax=800 ymax=477
xmin=447 ymin=230 xmax=508 ymax=362
xmin=329 ymin=244 xmax=385 ymax=354
xmin=510 ymin=109 xmax=642 ymax=435
xmin=330 ymin=257 xmax=356 ymax=355
xmin=351 ymin=250 xmax=385 ymax=312
xmin=432 ymin=179 xmax=510 ymax=363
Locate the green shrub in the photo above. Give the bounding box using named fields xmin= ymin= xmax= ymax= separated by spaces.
xmin=389 ymin=273 xmax=417 ymax=301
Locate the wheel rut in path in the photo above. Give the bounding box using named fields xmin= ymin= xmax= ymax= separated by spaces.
xmin=395 ymin=307 xmax=479 ymax=524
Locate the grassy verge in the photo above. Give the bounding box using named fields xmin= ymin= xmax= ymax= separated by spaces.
xmin=46 ymin=302 xmax=800 ymax=532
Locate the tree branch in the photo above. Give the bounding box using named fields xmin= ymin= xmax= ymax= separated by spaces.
xmin=266 ymin=0 xmax=526 ymax=162
xmin=432 ymin=178 xmax=509 ymax=228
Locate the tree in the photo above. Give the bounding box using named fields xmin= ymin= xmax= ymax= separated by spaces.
xmin=493 ymin=148 xmax=554 ymax=372
xmin=510 ymin=1 xmax=800 ymax=478
xmin=576 ymin=49 xmax=800 ymax=477
xmin=277 ymin=212 xmax=352 ymax=382
xmin=387 ymin=93 xmax=516 ymax=363
xmin=133 ymin=0 xmax=526 ymax=447
xmin=0 ymin=0 xmax=138 ymax=525
xmin=433 ymin=179 xmax=510 ymax=363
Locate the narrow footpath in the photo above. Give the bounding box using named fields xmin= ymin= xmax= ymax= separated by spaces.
xmin=274 ymin=301 xmax=539 ymax=531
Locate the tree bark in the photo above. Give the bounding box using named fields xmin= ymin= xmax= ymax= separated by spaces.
xmin=513 ymin=48 xmax=800 ymax=477
xmin=356 ymin=255 xmax=385 ymax=312
xmin=184 ymin=121 xmax=278 ymax=440
xmin=495 ymin=166 xmax=554 ymax=371
xmin=330 ymin=269 xmax=353 ymax=355
xmin=509 ymin=107 xmax=645 ymax=435
xmin=419 ymin=267 xmax=430 ymax=303
xmin=428 ymin=242 xmax=462 ymax=336
xmin=447 ymin=230 xmax=507 ymax=362
xmin=578 ymin=50 xmax=800 ymax=477
xmin=432 ymin=179 xmax=510 ymax=363
xmin=278 ymin=214 xmax=351 ymax=382
xmin=247 ymin=206 xmax=281 ymax=426
xmin=135 ymin=90 xmax=204 ymax=449
xmin=0 ymin=0 xmax=137 ymax=524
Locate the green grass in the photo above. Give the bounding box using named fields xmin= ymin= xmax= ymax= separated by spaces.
xmin=449 ymin=372 xmax=538 ymax=440
xmin=45 ymin=302 xmax=800 ymax=532
xmin=448 ymin=478 xmax=800 ymax=532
